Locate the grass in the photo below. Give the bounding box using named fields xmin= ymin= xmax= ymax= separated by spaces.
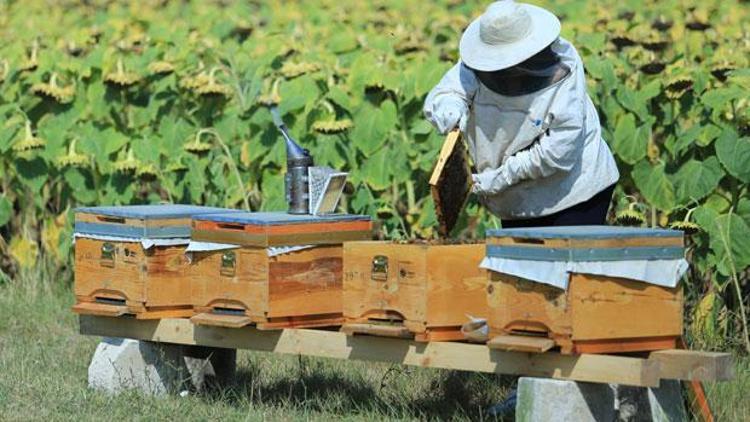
xmin=0 ymin=268 xmax=747 ymax=421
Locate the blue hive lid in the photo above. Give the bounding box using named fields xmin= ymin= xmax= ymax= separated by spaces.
xmin=486 ymin=225 xmax=683 ymax=239
xmin=193 ymin=211 xmax=371 ymax=226
xmin=75 ymin=205 xmax=244 ymax=220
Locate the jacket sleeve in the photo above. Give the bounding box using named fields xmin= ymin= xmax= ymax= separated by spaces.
xmin=474 ymin=62 xmax=588 ymax=195
xmin=423 ymin=61 xmax=479 ymax=120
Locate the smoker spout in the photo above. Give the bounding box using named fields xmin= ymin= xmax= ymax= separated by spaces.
xmin=270 ymin=107 xmax=312 ymax=165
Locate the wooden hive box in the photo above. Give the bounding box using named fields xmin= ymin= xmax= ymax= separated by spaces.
xmin=484 ymin=226 xmax=686 ymax=354
xmin=72 ymin=205 xmax=241 ymax=319
xmin=342 ymin=241 xmax=487 ymax=342
xmin=189 ymin=212 xmax=372 ymax=329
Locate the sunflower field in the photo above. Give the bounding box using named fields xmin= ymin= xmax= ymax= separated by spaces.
xmin=0 ymin=0 xmax=748 ymax=350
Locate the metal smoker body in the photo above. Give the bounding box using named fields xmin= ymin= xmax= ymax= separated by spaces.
xmin=272 ymin=108 xmax=314 ymax=214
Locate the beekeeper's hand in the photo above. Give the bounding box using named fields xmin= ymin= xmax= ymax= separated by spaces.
xmin=471 ymin=168 xmax=510 ymax=196
xmin=426 ymin=96 xmax=468 ymax=134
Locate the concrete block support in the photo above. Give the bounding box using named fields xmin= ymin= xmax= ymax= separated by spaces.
xmin=515 ymin=378 xmax=687 ymax=422
xmin=88 ymin=337 xmax=236 ymax=395
xmin=515 ymin=377 xmax=616 ymax=421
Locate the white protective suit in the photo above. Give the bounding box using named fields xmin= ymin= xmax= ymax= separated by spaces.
xmin=424 ymin=38 xmax=619 ymax=220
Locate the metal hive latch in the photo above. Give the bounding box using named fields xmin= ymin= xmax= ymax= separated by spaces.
xmin=100 ymin=242 xmax=115 ymax=268
xmin=220 ymin=251 xmax=236 ymax=277
xmin=371 ymin=255 xmax=388 ymax=281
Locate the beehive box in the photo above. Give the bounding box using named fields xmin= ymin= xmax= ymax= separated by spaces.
xmin=72 ymin=205 xmax=241 ymax=319
xmin=189 ymin=212 xmax=372 ymax=329
xmin=485 ymin=226 xmax=685 ymax=354
xmin=342 ymin=241 xmax=487 ymax=342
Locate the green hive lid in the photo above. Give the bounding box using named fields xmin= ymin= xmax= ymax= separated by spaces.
xmin=486 ymin=225 xmax=683 ymax=239
xmin=486 ymin=225 xmax=684 ymax=262
xmin=74 ymin=205 xmax=243 ymax=238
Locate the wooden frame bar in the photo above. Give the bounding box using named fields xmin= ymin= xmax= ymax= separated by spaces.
xmin=79 ymin=316 xmax=661 ymax=387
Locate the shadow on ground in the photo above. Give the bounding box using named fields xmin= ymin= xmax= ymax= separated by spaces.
xmin=203 ymin=356 xmax=517 ymax=420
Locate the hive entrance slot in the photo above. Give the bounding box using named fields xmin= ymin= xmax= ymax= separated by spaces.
xmin=95 ymin=297 xmax=126 ymax=306
xmin=96 ymin=216 xmax=126 ymax=224
xmin=511 ymin=237 xmax=545 ymax=245
xmin=217 ymin=223 xmax=245 ymax=231
xmin=212 ymin=307 xmax=246 ymax=316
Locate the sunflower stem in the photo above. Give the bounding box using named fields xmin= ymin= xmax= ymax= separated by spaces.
xmin=199 ymin=128 xmax=251 ymax=211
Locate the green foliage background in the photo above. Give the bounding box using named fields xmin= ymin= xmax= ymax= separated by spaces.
xmin=0 ymin=0 xmax=748 ymax=349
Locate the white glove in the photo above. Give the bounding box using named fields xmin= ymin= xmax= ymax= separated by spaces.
xmin=471 ymin=168 xmax=510 ymax=196
xmin=427 ymin=96 xmax=468 ymax=134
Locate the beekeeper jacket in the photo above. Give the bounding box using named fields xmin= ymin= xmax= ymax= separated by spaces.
xmin=424 ymin=38 xmax=619 ymax=219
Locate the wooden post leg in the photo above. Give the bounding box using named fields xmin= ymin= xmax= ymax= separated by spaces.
xmin=679 ymin=338 xmax=714 ymax=422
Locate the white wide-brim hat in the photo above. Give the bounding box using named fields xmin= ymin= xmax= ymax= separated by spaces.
xmin=459 ymin=0 xmax=561 ymax=72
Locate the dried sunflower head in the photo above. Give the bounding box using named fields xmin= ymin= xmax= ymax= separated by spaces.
xmin=12 ymin=121 xmax=46 ymax=153
xmin=56 ymin=139 xmax=89 ymax=168
xmin=166 ymin=159 xmax=188 ymax=172
xmin=190 ymin=67 xmax=232 ymax=98
xmin=686 ymin=8 xmax=711 ymax=31
xmin=257 ymin=92 xmax=281 ymax=107
xmin=104 ymin=59 xmax=141 ymax=88
xmin=184 ymin=133 xmax=212 ymax=154
xmin=180 ymin=62 xmax=211 ymax=89
xmin=148 ymin=60 xmax=175 ymax=75
xmin=665 ymin=76 xmax=693 ymax=99
xmin=627 ymin=49 xmax=665 ymax=75
xmin=20 ymin=43 xmax=39 ymax=72
xmin=365 ymin=81 xmax=386 ymax=94
xmin=651 ymin=15 xmax=673 ymax=32
xmin=280 ymin=61 xmax=321 ymax=79
xmin=230 ymin=20 xmax=254 ymax=39
xmin=710 ymin=60 xmax=736 ymax=82
xmin=394 ymin=38 xmax=427 ymax=55
xmin=112 ymin=148 xmax=140 ymax=173
xmin=615 ymin=209 xmax=646 ymax=226
xmin=257 ymin=79 xmax=281 ymax=107
xmin=664 ymin=66 xmax=694 ymax=99
xmin=136 ymin=163 xmax=158 ymax=181
xmin=195 ymin=80 xmax=233 ymax=98
xmin=633 ymin=25 xmax=670 ymax=52
xmin=610 ymin=33 xmax=637 ymax=49
xmin=669 ymin=220 xmax=701 ymax=235
xmin=64 ymin=40 xmax=86 ymax=57
xmin=180 ymin=72 xmax=210 ymax=90
xmin=30 ymin=73 xmax=75 ymax=104
xmin=312 ymin=119 xmax=353 ymax=134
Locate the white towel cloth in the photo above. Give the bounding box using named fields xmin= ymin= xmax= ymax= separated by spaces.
xmin=480 ymin=256 xmax=689 ymax=290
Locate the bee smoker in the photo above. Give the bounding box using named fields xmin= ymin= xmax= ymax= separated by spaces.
xmin=271 ymin=107 xmax=314 ymax=214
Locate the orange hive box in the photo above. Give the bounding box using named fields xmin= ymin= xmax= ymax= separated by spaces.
xmin=484 ymin=226 xmax=686 ymax=354
xmin=342 ymin=241 xmax=487 ymax=342
xmin=189 ymin=212 xmax=372 ymax=329
xmin=72 ymin=205 xmax=242 ymax=319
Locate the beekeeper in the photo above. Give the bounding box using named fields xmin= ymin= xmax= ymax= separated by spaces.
xmin=425 ymin=0 xmax=620 ymax=228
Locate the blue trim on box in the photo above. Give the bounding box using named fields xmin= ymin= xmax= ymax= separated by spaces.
xmin=486 ymin=244 xmax=685 ymax=262
xmin=486 ymin=225 xmax=683 ymax=239
xmin=193 ymin=211 xmax=371 ymax=226
xmin=74 ymin=222 xmax=191 ymax=239
xmin=74 ymin=205 xmax=243 ymax=220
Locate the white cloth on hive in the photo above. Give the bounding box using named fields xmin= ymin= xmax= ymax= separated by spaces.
xmin=184 ymin=241 xmax=238 ymax=253
xmin=480 ymin=256 xmax=689 ymax=290
xmin=266 ymin=245 xmax=315 ymax=257
xmin=73 ymin=233 xmax=189 ymax=250
xmin=183 ymin=241 xmax=315 ymax=258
